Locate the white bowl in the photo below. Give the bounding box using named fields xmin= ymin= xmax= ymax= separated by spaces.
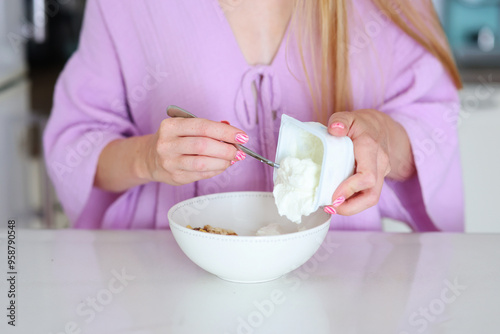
xmin=168 ymin=192 xmax=331 ymax=283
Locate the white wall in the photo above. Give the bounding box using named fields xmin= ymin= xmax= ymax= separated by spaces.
xmin=459 ymin=83 xmax=500 ymax=233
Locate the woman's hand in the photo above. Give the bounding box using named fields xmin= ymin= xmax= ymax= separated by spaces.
xmin=323 ymin=109 xmax=415 ymax=216
xmin=143 ymin=118 xmax=248 ymax=186
xmin=94 ymin=118 xmax=249 ymax=192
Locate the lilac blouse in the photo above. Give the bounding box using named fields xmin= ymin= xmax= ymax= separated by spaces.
xmin=43 ymin=0 xmax=464 ymax=231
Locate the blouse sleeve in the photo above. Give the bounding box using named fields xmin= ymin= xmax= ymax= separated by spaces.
xmin=377 ymin=28 xmax=464 ymax=232
xmin=43 ymin=0 xmax=140 ymax=228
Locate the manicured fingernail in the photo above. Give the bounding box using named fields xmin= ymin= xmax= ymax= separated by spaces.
xmin=220 ymin=120 xmax=230 ymax=125
xmin=235 ymin=151 xmax=246 ymax=161
xmin=324 ymin=206 xmax=337 ymax=215
xmin=230 ymin=160 xmax=236 ymax=166
xmin=332 ymin=196 xmax=345 ymax=207
xmin=330 ymin=122 xmax=345 ymax=129
xmin=235 ymin=133 xmax=249 ymax=144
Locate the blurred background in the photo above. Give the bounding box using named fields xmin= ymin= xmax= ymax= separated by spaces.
xmin=0 ymin=0 xmax=499 ymax=231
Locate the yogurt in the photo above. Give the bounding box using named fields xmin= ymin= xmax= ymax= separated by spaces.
xmin=273 ymin=115 xmax=355 ymax=224
xmin=256 ymin=223 xmax=284 ymax=236
xmin=273 ymin=157 xmax=321 ymax=223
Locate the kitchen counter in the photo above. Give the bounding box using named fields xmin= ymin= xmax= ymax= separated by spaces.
xmin=1 ymin=229 xmax=499 ymax=334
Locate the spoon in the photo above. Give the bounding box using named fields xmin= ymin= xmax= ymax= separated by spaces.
xmin=166 ymin=105 xmax=280 ymax=168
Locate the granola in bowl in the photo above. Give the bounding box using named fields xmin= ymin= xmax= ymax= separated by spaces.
xmin=186 ymin=224 xmax=238 ymax=236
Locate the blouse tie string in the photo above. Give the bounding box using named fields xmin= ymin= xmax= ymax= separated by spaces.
xmin=235 ymin=66 xmax=282 ymax=189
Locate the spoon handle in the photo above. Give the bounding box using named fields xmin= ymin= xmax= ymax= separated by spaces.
xmin=166 ymin=105 xmax=279 ymax=169
xmin=237 ymin=145 xmax=280 ymax=169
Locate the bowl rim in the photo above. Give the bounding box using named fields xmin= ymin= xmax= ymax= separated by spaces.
xmin=167 ymin=191 xmax=331 ymax=242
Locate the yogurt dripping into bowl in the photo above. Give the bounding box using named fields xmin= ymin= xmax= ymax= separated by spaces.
xmin=273 ymin=131 xmax=323 ymax=224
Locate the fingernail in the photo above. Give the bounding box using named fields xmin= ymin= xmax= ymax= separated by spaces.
xmin=324 ymin=206 xmax=337 ymax=215
xmin=235 ymin=133 xmax=249 ymax=144
xmin=332 ymin=196 xmax=345 ymax=207
xmin=235 ymin=151 xmax=246 ymax=161
xmin=330 ymin=122 xmax=345 ymax=129
xmin=230 ymin=160 xmax=236 ymax=166
xmin=221 ymin=120 xmax=230 ymax=125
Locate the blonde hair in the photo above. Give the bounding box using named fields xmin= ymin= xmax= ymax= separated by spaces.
xmin=294 ymin=0 xmax=463 ymax=124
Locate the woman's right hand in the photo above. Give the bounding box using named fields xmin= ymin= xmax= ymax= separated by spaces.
xmin=143 ymin=118 xmax=249 ymax=186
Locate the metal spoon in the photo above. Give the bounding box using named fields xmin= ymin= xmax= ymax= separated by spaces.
xmin=166 ymin=105 xmax=280 ymax=168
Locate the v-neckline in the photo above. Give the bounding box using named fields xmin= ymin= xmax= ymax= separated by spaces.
xmin=212 ymin=0 xmax=292 ymax=70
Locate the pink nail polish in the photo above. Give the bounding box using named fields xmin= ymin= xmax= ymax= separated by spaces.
xmin=235 ymin=151 xmax=246 ymax=161
xmin=332 ymin=196 xmax=345 ymax=207
xmin=230 ymin=160 xmax=236 ymax=166
xmin=324 ymin=206 xmax=337 ymax=215
xmin=235 ymin=133 xmax=249 ymax=144
xmin=330 ymin=122 xmax=345 ymax=129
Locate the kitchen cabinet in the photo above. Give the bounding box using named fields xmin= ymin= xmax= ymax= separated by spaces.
xmin=0 ymin=80 xmax=32 ymax=224
xmin=1 ymin=0 xmax=47 ymax=227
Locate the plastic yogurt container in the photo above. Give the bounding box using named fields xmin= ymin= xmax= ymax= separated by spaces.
xmin=273 ymin=114 xmax=355 ymax=211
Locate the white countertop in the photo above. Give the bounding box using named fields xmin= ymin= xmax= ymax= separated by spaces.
xmin=1 ymin=230 xmax=499 ymax=334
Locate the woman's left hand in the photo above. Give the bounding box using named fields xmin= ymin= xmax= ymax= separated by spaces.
xmin=323 ymin=109 xmax=415 ymax=216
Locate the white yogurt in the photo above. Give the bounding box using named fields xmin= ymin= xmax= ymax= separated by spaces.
xmin=273 ymin=114 xmax=355 ymax=224
xmin=256 ymin=223 xmax=284 ymax=236
xmin=273 ymin=156 xmax=321 ymax=223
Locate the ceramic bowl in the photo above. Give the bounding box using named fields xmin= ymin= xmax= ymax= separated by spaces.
xmin=168 ymin=192 xmax=331 ymax=283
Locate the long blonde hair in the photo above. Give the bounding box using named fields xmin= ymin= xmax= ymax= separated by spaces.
xmin=294 ymin=0 xmax=463 ymax=124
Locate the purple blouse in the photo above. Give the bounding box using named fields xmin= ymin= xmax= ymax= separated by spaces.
xmin=43 ymin=0 xmax=464 ymax=231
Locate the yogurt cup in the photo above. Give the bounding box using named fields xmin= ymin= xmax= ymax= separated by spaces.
xmin=273 ymin=114 xmax=355 ymax=211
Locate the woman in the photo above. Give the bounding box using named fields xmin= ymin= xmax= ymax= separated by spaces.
xmin=43 ymin=0 xmax=464 ymax=231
